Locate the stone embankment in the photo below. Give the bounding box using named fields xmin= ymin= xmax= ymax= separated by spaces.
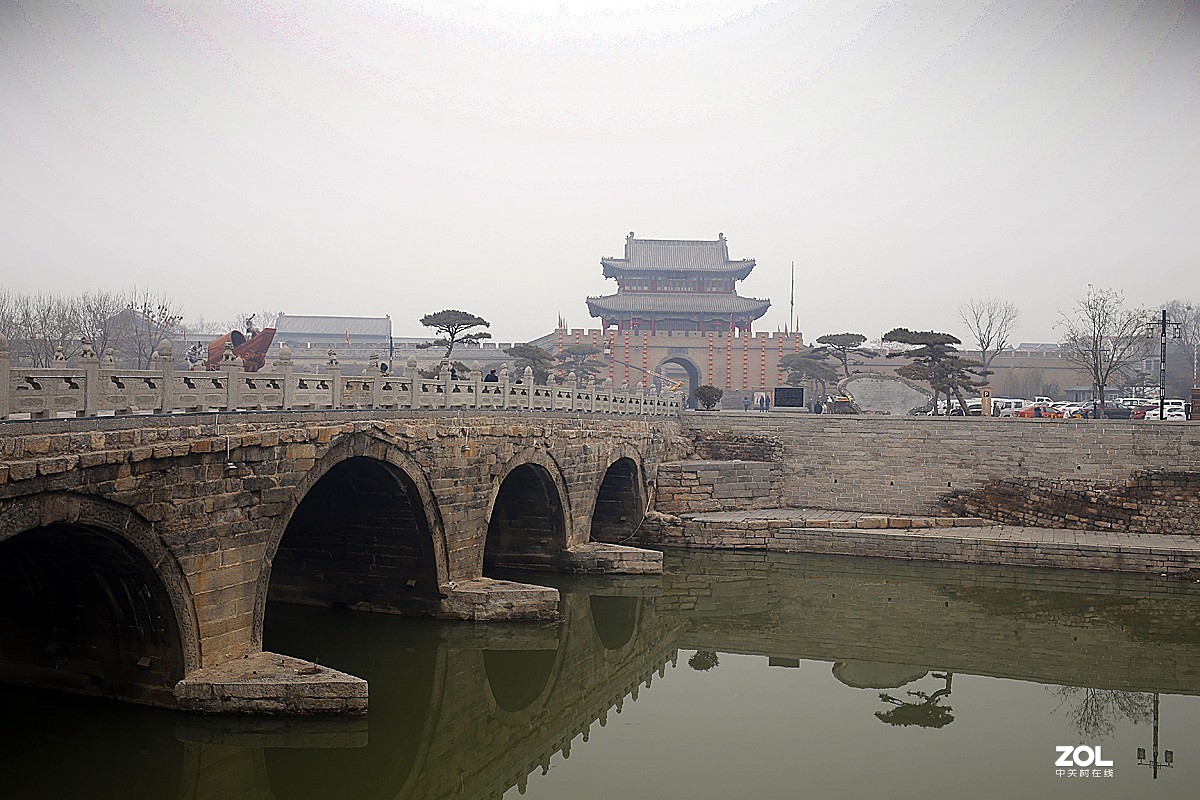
xmin=619 ymin=414 xmax=1200 ymax=575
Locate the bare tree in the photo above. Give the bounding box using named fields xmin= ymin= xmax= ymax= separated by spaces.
xmin=1162 ymin=299 xmax=1199 ymax=394
xmin=958 ymin=298 xmax=1019 ymax=378
xmin=77 ymin=290 xmax=133 ymax=359
xmin=123 ymin=288 xmax=183 ymax=368
xmin=8 ymin=292 xmax=81 ymax=367
xmin=1053 ymin=687 xmax=1153 ymax=739
xmin=1059 ymin=286 xmax=1147 ymax=418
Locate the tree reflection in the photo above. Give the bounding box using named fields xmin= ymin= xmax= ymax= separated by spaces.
xmin=1052 ymin=687 xmax=1153 ymax=739
xmin=875 ymin=672 xmax=955 ymax=729
xmin=688 ymin=651 xmax=720 ymax=671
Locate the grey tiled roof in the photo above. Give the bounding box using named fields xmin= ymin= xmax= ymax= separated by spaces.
xmin=601 ymin=235 xmax=755 ymax=278
xmin=587 ymin=292 xmax=770 ymax=317
xmin=275 ymin=314 xmax=392 ymax=338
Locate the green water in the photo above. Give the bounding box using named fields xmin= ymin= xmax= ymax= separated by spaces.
xmin=1 ymin=550 xmax=1197 ymax=799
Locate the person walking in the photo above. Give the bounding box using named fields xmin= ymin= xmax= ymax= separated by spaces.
xmin=743 ymin=396 xmax=751 ymax=412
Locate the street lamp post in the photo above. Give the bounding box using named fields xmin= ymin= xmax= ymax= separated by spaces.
xmin=1146 ymin=310 xmax=1183 ymax=420
xmin=1136 ymin=693 xmax=1174 ymax=780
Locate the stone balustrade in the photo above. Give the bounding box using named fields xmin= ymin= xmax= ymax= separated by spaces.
xmin=0 ymin=335 xmax=680 ymax=420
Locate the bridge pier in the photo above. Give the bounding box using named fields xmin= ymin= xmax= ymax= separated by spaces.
xmin=174 ymin=651 xmax=368 ymax=715
xmin=436 ymin=578 xmax=560 ymax=622
xmin=562 ymin=542 xmax=663 ymax=574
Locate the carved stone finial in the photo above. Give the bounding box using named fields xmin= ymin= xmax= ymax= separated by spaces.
xmin=222 ymin=341 xmax=238 ymax=363
xmin=407 ymin=356 xmax=418 ymax=370
xmin=500 ymin=364 xmax=509 ymax=379
xmin=156 ymin=338 xmax=173 ymax=357
xmin=53 ymin=346 xmax=66 ymax=362
xmin=279 ymin=344 xmax=292 ymax=361
xmin=102 ymin=347 xmax=115 ymax=365
xmin=79 ymin=337 xmax=97 ymax=360
xmin=523 ymin=366 xmax=534 ymax=381
xmin=566 ymin=371 xmax=577 ymax=383
xmin=326 ymin=349 xmax=338 ymax=366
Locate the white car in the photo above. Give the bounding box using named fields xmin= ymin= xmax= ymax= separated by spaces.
xmin=1142 ymin=406 xmax=1187 ymax=421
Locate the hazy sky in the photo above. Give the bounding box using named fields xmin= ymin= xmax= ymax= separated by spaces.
xmin=2 ymin=1 xmax=1198 ymax=345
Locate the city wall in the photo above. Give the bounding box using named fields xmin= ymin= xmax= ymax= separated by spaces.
xmin=678 ymin=414 xmax=1200 ymax=526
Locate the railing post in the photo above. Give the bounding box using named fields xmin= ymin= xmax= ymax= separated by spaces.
xmin=440 ymin=360 xmax=452 ymax=409
xmin=524 ymin=366 xmax=534 ymax=410
xmin=470 ymin=360 xmax=482 ymax=409
xmin=277 ymin=345 xmax=294 ymax=410
xmin=369 ymin=352 xmax=382 ymax=409
xmin=500 ymin=365 xmax=510 ymax=409
xmin=78 ymin=338 xmax=100 ymax=417
xmin=587 ymin=378 xmax=596 ymax=414
xmin=0 ymin=333 xmax=10 ymax=419
xmin=154 ymin=339 xmax=177 ymax=413
xmin=546 ymin=373 xmax=557 ymax=412
xmin=406 ymin=357 xmax=419 ymax=409
xmin=325 ymin=350 xmax=342 ymax=409
xmin=220 ymin=343 xmax=242 ymax=411
xmin=566 ymin=371 xmax=577 ymax=412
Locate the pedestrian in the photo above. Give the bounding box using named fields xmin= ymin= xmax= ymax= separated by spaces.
xmin=764 ymin=394 xmax=771 ymax=412
xmin=450 ymin=367 xmax=458 ymax=380
xmin=743 ymin=396 xmax=751 ymax=412
xmin=814 ymin=399 xmax=824 ymax=414
xmin=484 ymin=369 xmax=499 ymax=382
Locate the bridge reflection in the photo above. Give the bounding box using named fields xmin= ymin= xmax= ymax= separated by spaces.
xmin=1 ymin=550 xmax=1197 ymax=799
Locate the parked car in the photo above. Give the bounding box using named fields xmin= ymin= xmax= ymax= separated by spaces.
xmin=1016 ymin=403 xmax=1064 ymax=419
xmin=1143 ymin=406 xmax=1187 ymax=421
xmin=992 ymin=398 xmax=1027 ymax=417
xmin=1129 ymin=403 xmax=1158 ymax=420
xmin=1079 ymin=402 xmax=1133 ymax=420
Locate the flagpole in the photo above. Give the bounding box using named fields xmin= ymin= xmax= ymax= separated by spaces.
xmin=789 ymin=261 xmax=795 ymax=335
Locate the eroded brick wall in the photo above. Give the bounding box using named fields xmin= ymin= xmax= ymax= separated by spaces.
xmin=682 ymin=415 xmax=1199 ymax=518
xmin=943 ymin=472 xmax=1200 ymax=534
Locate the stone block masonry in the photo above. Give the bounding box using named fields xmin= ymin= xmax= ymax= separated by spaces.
xmin=0 ymin=409 xmax=688 ymax=714
xmin=683 ymin=414 xmax=1200 ymax=518
xmin=654 ymin=460 xmax=783 ymax=513
xmin=943 ymin=472 xmax=1200 ymax=535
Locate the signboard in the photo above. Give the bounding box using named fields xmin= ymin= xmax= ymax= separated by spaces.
xmin=774 ymin=387 xmax=805 ymax=408
xmin=981 ymin=387 xmax=992 ymax=417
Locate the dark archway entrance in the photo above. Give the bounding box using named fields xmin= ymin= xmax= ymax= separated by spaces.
xmin=270 ymin=457 xmax=440 ymax=615
xmin=0 ymin=524 xmax=186 ymax=707
xmin=591 ymin=457 xmax=643 ymax=542
xmin=658 ymin=356 xmax=701 ymax=408
xmin=484 ymin=464 xmax=566 ymax=573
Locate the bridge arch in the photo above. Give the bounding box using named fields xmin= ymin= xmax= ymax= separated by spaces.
xmin=484 ymin=449 xmax=572 ymax=574
xmin=255 ymin=434 xmax=448 ymax=642
xmin=590 ymin=447 xmax=646 ymax=543
xmin=0 ymin=493 xmax=199 ymax=707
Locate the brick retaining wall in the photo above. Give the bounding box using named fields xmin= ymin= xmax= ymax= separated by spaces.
xmin=654 ymin=460 xmax=782 ymax=513
xmin=682 ymin=414 xmax=1200 ymax=519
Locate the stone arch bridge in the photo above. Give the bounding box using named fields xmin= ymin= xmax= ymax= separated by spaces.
xmin=0 ymin=409 xmax=688 ymax=714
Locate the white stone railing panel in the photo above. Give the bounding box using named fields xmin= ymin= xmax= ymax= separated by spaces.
xmin=0 ymin=341 xmax=680 ymax=420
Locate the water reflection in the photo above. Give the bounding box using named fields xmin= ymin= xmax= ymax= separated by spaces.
xmin=875 ymin=672 xmax=954 ymax=728
xmin=0 ymin=550 xmax=1196 ymax=799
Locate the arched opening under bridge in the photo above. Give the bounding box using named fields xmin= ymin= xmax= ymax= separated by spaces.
xmin=484 ymin=463 xmax=566 ymax=573
xmin=590 ymin=457 xmax=644 ymax=542
xmin=0 ymin=524 xmax=186 ymax=707
xmin=269 ymin=457 xmax=441 ymax=615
